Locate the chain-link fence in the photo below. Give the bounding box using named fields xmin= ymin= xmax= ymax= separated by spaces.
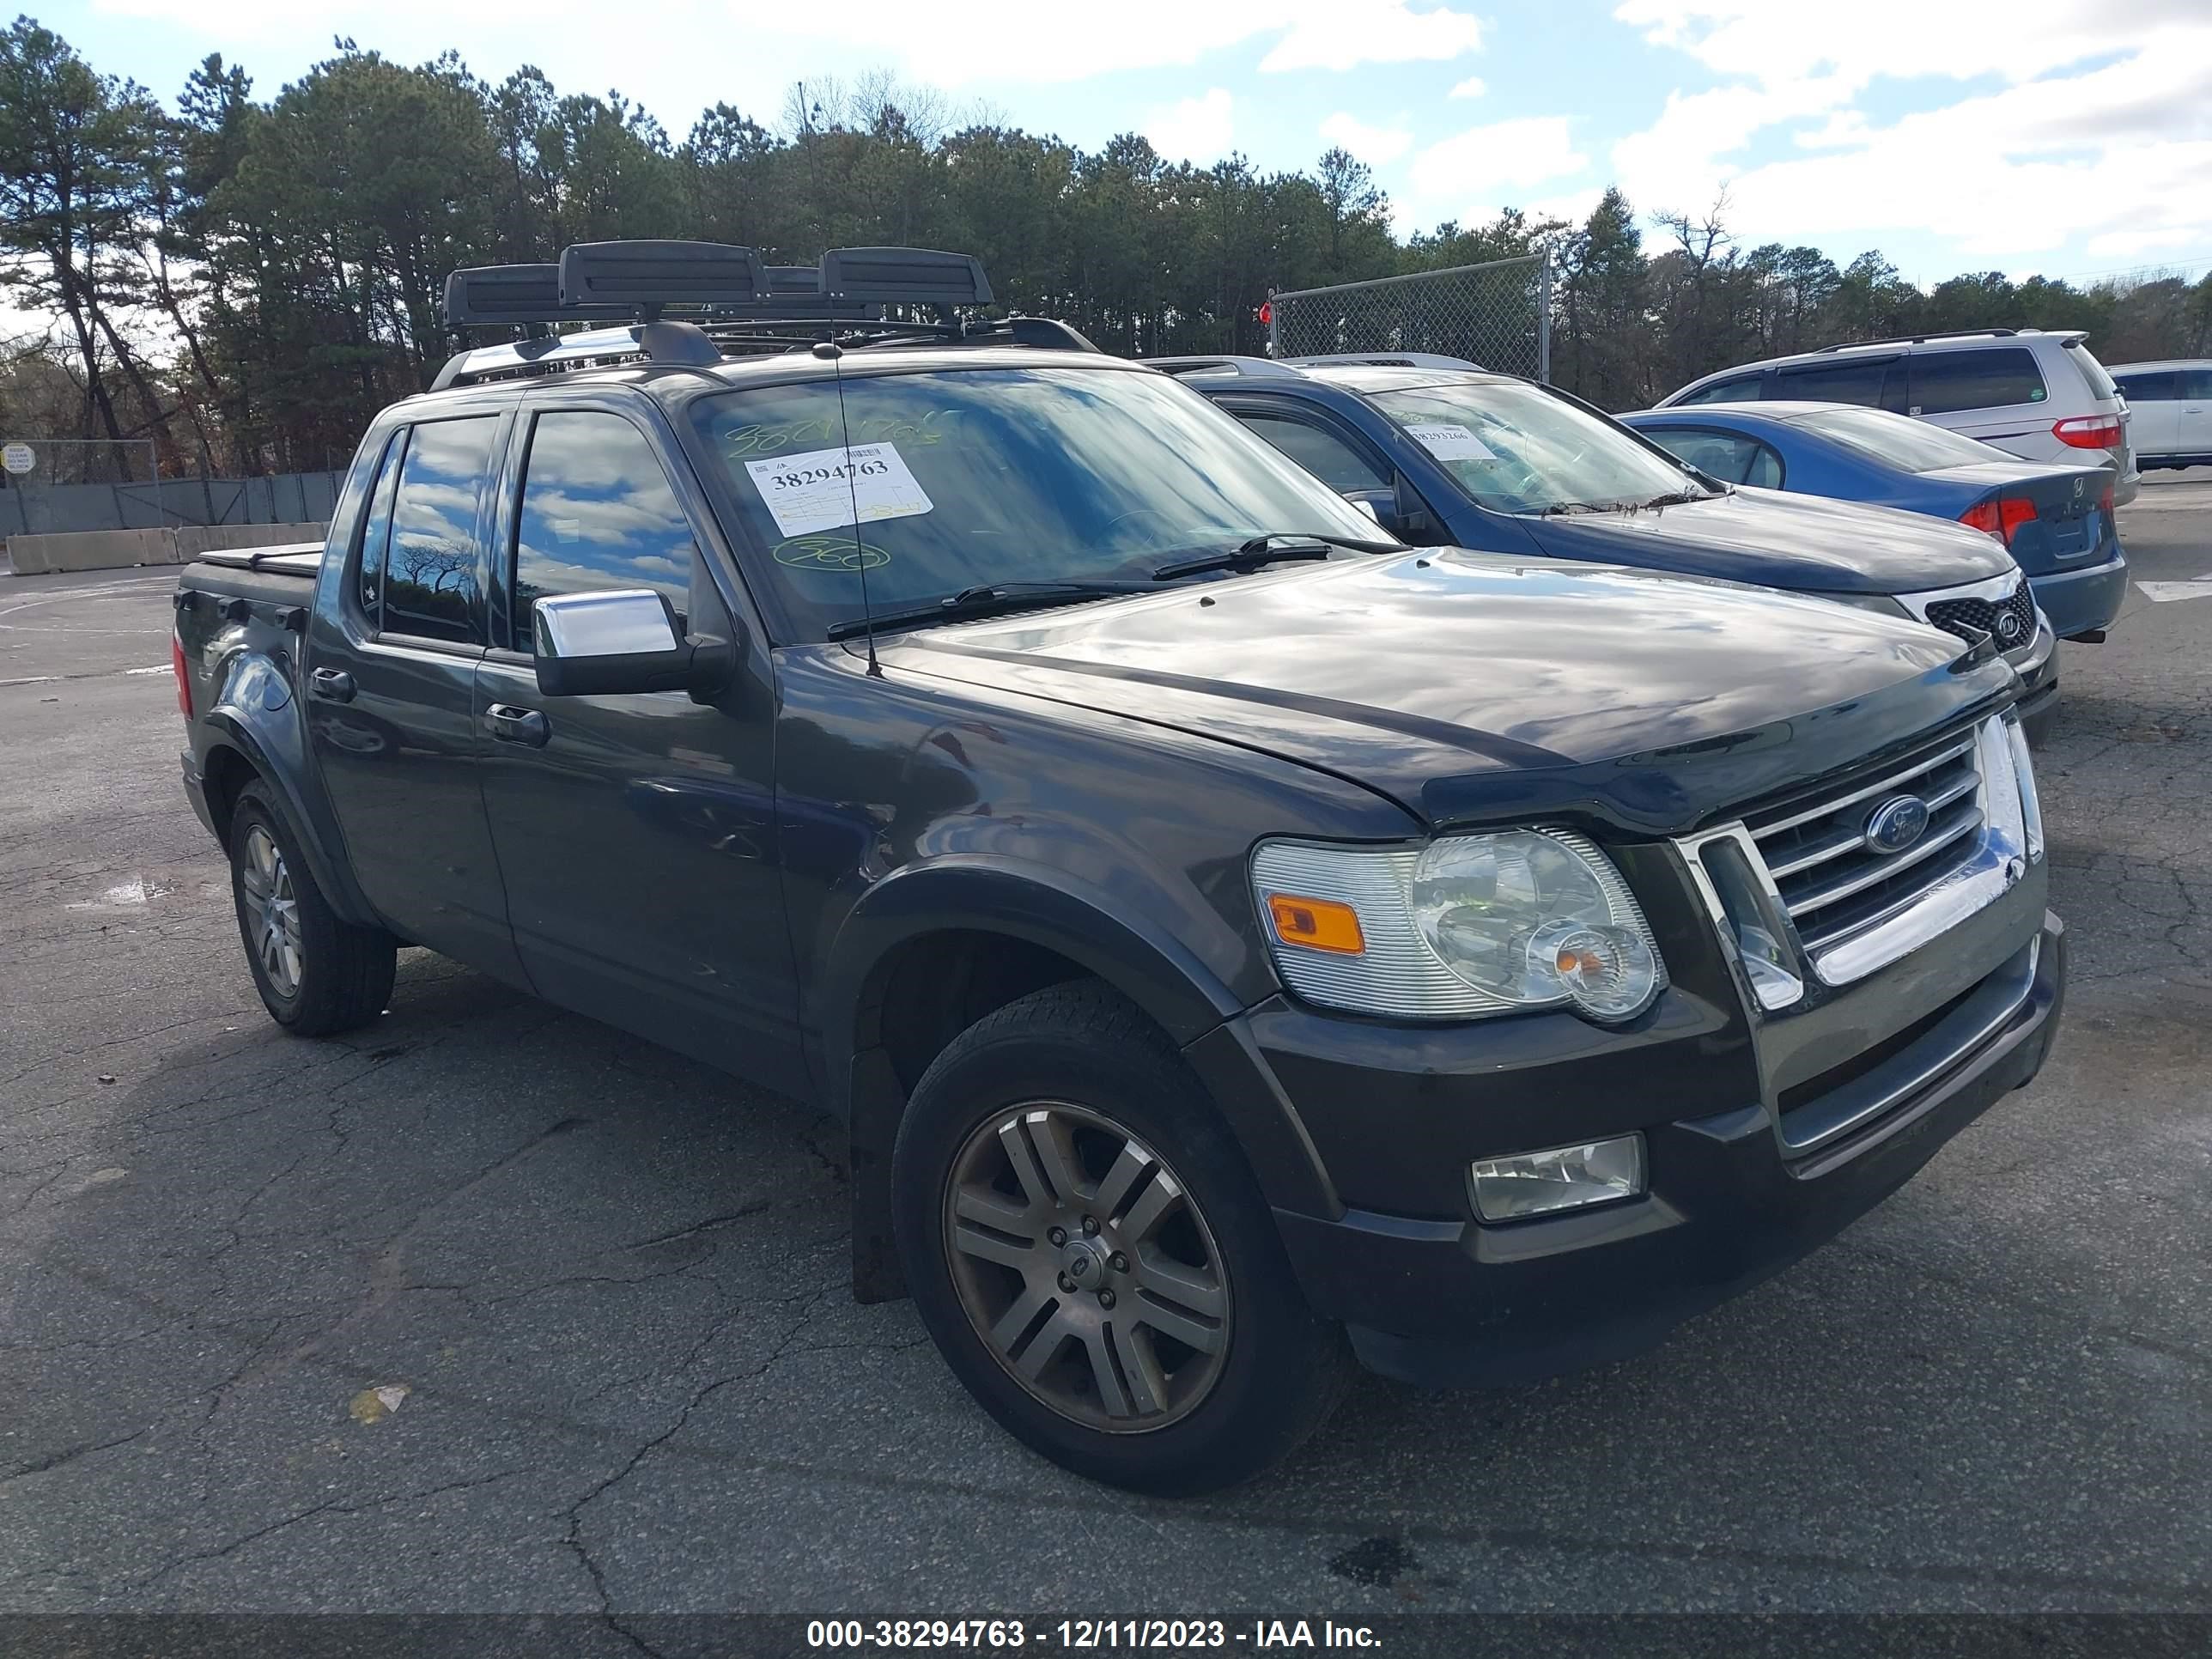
xmin=1267 ymin=254 xmax=1552 ymax=380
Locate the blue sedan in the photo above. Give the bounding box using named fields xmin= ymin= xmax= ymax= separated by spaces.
xmin=1620 ymin=402 xmax=2127 ymax=642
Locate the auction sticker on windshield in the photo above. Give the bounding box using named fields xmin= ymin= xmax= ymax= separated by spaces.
xmin=744 ymin=443 xmax=933 ymax=538
xmin=1404 ymin=422 xmax=1498 ymax=462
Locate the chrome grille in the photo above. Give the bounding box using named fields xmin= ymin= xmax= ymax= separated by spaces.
xmin=1741 ymin=727 xmax=1986 ymax=953
xmin=1924 ymin=578 xmax=2036 ymax=651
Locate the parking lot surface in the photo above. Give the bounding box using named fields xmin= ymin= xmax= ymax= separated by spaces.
xmin=3 ymin=483 xmax=2209 ymax=1616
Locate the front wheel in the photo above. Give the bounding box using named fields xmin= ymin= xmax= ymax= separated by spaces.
xmin=892 ymin=982 xmax=1351 ymax=1493
xmin=228 ymin=781 xmax=397 ymax=1036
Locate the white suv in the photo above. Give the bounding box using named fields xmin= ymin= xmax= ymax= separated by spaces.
xmin=1660 ymin=329 xmax=2139 ymax=504
xmin=2108 ymin=361 xmax=2212 ymax=471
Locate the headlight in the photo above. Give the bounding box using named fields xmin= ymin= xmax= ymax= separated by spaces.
xmin=1816 ymin=591 xmax=1913 ymax=620
xmin=1252 ymin=829 xmax=1665 ymax=1024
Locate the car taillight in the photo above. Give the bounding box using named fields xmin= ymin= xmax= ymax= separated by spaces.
xmin=2052 ymin=414 xmax=2123 ymax=449
xmin=171 ymin=633 xmax=192 ymax=720
xmin=1960 ymin=495 xmax=2038 ymax=545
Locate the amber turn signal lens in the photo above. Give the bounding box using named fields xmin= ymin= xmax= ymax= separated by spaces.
xmin=1266 ymin=893 xmax=1366 ymax=954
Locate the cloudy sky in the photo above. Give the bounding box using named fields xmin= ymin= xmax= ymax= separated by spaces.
xmin=50 ymin=0 xmax=2212 ymax=286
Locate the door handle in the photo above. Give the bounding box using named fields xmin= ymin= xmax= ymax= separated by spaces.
xmin=487 ymin=703 xmax=550 ymax=747
xmin=309 ymin=667 xmax=356 ymax=702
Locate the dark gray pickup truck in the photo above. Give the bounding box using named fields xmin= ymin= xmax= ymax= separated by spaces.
xmin=172 ymin=240 xmax=2065 ymax=1493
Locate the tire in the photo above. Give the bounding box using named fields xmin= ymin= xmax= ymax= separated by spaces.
xmin=892 ymin=981 xmax=1352 ymax=1494
xmin=228 ymin=781 xmax=397 ymax=1036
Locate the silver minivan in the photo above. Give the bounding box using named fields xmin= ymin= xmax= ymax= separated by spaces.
xmin=1660 ymin=329 xmax=2139 ymax=504
xmin=2108 ymin=361 xmax=2212 ymax=471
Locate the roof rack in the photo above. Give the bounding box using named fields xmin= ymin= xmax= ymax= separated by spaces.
xmin=1143 ymin=355 xmax=1306 ymax=380
xmin=1819 ymin=327 xmax=2027 ymax=353
xmin=433 ymin=240 xmax=1086 ymax=391
xmin=1284 ymin=352 xmax=1483 ymax=371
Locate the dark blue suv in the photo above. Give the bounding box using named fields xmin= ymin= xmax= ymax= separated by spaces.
xmin=1157 ymin=355 xmax=2063 ymax=738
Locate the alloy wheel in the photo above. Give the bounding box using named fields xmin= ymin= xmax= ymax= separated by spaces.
xmin=239 ymin=823 xmax=303 ymax=998
xmin=943 ymin=1101 xmax=1231 ymax=1432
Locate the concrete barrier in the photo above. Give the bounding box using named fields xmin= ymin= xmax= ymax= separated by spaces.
xmin=6 ymin=521 xmax=327 ymax=576
xmin=6 ymin=528 xmax=176 ymax=576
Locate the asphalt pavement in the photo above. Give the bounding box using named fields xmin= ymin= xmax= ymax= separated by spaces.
xmin=2 ymin=482 xmax=2209 ymax=1618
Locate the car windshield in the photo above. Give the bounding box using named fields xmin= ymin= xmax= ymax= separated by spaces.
xmin=1796 ymin=407 xmax=2005 ymax=471
xmin=690 ymin=367 xmax=1391 ymax=638
xmin=1362 ymin=380 xmax=1710 ymax=514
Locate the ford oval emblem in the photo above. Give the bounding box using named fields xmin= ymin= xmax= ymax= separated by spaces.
xmin=1865 ymin=795 xmax=1931 ymax=855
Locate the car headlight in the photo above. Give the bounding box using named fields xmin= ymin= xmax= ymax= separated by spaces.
xmin=1252 ymin=829 xmax=1665 ymax=1024
xmin=1816 ymin=591 xmax=1913 ymax=620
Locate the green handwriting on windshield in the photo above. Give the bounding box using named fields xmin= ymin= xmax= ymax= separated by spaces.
xmin=773 ymin=533 xmax=892 ymax=572
xmin=722 ymin=409 xmax=969 ymax=458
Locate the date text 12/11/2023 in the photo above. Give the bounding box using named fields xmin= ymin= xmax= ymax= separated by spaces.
xmin=805 ymin=1619 xmax=1383 ymax=1650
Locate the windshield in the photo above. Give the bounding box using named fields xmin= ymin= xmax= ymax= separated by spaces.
xmin=1363 ymin=380 xmax=1710 ymax=514
xmin=690 ymin=367 xmax=1391 ymax=638
xmin=1796 ymin=407 xmax=2005 ymax=471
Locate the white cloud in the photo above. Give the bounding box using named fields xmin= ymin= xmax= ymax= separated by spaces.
xmin=1260 ymin=0 xmax=1483 ymax=74
xmin=1146 ymin=88 xmax=1235 ymax=164
xmin=1610 ymin=3 xmax=2212 ymax=265
xmin=1409 ymin=116 xmax=1587 ymax=205
xmin=1448 ymin=76 xmax=1486 ymax=99
xmin=1319 ymin=112 xmax=1413 ymax=165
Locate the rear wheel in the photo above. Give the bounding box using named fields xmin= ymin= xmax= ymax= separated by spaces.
xmin=892 ymin=982 xmax=1351 ymax=1493
xmin=229 ymin=782 xmax=396 ymax=1036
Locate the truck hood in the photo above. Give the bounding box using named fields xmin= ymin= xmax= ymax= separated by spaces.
xmin=1522 ymin=487 xmax=2014 ymax=595
xmin=884 ymin=549 xmax=2017 ymax=834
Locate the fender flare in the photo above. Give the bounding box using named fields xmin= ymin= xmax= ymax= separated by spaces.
xmin=827 ymin=858 xmax=1338 ymax=1299
xmin=203 ymin=659 xmax=380 ymax=931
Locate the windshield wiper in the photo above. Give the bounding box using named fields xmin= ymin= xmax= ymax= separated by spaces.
xmin=1152 ymin=530 xmax=1396 ymax=582
xmin=1640 ymin=489 xmax=1713 ymax=508
xmin=1539 ymin=501 xmax=1634 ymax=515
xmin=824 ymin=580 xmax=1152 ymax=641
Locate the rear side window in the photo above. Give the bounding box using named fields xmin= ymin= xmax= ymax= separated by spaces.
xmin=1908 ymin=349 xmax=2045 ymax=415
xmin=2065 ymin=343 xmax=2119 ymax=400
xmin=383 ymin=416 xmax=497 ymax=645
xmin=2117 ymin=370 xmax=2179 ymax=401
xmin=355 ymin=433 xmax=404 ymax=623
xmin=1234 ymin=411 xmax=1389 ymax=493
xmin=2184 ymin=368 xmax=2212 ymax=400
xmin=512 ymin=411 xmax=696 ymax=649
xmin=1674 ymin=374 xmax=1763 ymax=406
xmin=1776 ymin=358 xmax=1895 ymax=409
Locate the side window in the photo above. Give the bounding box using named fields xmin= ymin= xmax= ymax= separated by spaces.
xmin=2117 ymin=371 xmax=2177 ymax=401
xmin=1674 ymin=374 xmax=1763 ymax=406
xmin=356 ymin=431 xmax=404 ymax=626
xmin=1646 ymin=428 xmax=1784 ymax=488
xmin=2182 ymin=368 xmax=2212 ymax=401
xmin=383 ymin=416 xmax=496 ymax=645
xmin=1234 ymin=411 xmax=1390 ymax=494
xmin=1776 ymin=359 xmax=1893 ymax=408
xmin=511 ymin=411 xmax=696 ymax=649
xmin=1909 ymin=349 xmax=2046 ymax=416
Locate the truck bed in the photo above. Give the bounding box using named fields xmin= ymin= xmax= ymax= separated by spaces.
xmin=179 ymin=545 xmax=324 ymax=611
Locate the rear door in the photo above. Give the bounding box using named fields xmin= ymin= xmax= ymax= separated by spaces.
xmin=473 ymin=397 xmax=806 ymax=1095
xmin=303 ymin=408 xmax=525 ymax=981
xmin=1906 ymin=347 xmax=2050 ymax=454
xmin=2178 ymin=367 xmax=2212 ymax=459
xmin=2114 ymin=370 xmax=2181 ymax=459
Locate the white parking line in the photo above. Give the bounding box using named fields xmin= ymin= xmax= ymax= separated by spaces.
xmin=2137 ymin=580 xmax=2212 ymax=603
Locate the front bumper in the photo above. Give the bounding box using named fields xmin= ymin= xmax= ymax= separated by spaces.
xmin=2029 ymin=550 xmax=2129 ymax=641
xmin=1247 ymin=908 xmax=2065 ymax=1388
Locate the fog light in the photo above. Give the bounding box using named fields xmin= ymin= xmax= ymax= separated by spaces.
xmin=1469 ymin=1134 xmax=1645 ymax=1223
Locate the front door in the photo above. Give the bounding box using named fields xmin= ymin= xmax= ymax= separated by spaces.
xmin=304 ymin=410 xmax=524 ymax=981
xmin=473 ymin=403 xmax=805 ymax=1094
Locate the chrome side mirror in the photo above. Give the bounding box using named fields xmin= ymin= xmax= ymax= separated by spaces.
xmin=532 ymin=588 xmax=730 ymax=698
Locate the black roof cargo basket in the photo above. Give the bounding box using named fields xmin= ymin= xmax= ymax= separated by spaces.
xmin=443 ymin=263 xmax=635 ymax=330
xmin=433 ymin=239 xmax=1092 ymax=390
xmin=822 ymin=246 xmax=993 ymax=309
xmin=558 ymin=240 xmax=768 ymax=317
